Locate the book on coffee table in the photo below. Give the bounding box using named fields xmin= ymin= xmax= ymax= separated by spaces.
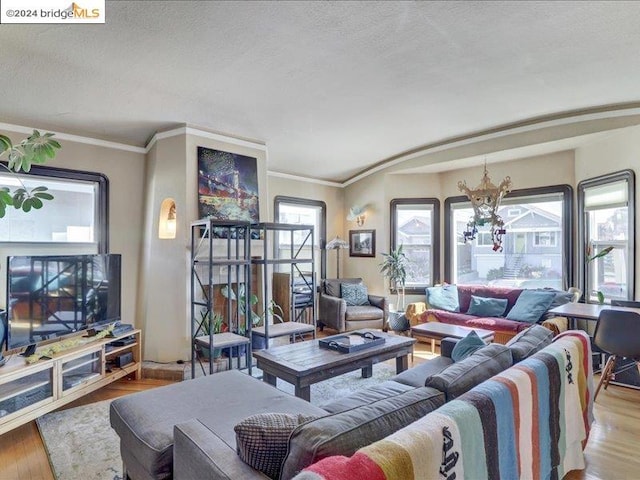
xmin=319 ymin=331 xmax=385 ymax=353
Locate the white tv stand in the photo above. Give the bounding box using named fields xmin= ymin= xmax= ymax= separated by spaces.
xmin=0 ymin=328 xmax=141 ymax=435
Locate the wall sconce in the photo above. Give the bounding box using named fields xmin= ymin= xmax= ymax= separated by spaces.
xmin=347 ymin=205 xmax=367 ymax=227
xmin=158 ymin=198 xmax=177 ymax=239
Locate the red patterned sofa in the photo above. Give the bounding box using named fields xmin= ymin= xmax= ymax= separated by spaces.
xmin=406 ymin=284 xmax=574 ymax=344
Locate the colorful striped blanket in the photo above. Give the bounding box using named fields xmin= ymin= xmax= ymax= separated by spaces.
xmin=295 ymin=331 xmax=593 ymax=480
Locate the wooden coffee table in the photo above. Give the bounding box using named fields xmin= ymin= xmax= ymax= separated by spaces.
xmin=410 ymin=322 xmax=494 ymax=353
xmin=252 ymin=331 xmax=416 ymax=401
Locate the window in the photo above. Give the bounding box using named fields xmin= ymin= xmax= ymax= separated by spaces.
xmin=445 ymin=185 xmax=572 ymax=289
xmin=533 ymin=231 xmax=558 ymax=247
xmin=390 ymin=198 xmax=440 ymax=294
xmin=274 ymin=196 xmax=326 ymax=280
xmin=0 ymin=164 xmax=108 ymax=252
xmin=578 ymin=170 xmax=635 ymax=303
xmin=476 ymin=232 xmax=493 ymax=247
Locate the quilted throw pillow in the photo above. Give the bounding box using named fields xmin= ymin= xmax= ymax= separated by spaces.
xmin=341 ymin=283 xmax=369 ymax=306
xmin=235 ymin=413 xmax=317 ymax=479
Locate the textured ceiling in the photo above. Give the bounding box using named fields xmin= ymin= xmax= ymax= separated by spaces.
xmin=1 ymin=1 xmax=640 ymax=182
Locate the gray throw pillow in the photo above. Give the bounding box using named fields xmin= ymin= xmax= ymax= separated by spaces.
xmin=506 ymin=324 xmax=553 ymax=362
xmin=235 ymin=413 xmax=316 ymax=479
xmin=425 ymin=344 xmax=513 ymax=401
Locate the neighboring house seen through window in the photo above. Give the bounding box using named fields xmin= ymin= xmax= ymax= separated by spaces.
xmin=390 ymin=198 xmax=440 ymax=294
xmin=578 ymin=170 xmax=635 ymax=303
xmin=445 ymin=186 xmax=572 ymax=290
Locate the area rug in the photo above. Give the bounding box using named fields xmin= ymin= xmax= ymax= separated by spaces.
xmin=37 ymin=362 xmax=396 ymax=480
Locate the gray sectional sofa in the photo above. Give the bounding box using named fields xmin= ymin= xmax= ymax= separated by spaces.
xmin=110 ymin=325 xmax=565 ymax=480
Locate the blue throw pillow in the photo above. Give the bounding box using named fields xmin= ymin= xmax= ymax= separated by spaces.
xmin=506 ymin=290 xmax=556 ymax=323
xmin=340 ymin=283 xmax=369 ymax=306
xmin=426 ymin=285 xmax=459 ymax=312
xmin=466 ymin=295 xmax=508 ymax=317
xmin=451 ymin=330 xmax=487 ymax=362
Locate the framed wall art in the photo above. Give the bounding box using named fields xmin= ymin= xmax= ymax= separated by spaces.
xmin=197 ymin=146 xmax=260 ymax=227
xmin=349 ymin=229 xmax=375 ymax=257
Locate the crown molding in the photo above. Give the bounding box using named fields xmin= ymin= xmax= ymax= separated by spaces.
xmin=267 ymin=170 xmax=342 ymax=188
xmin=0 ymin=122 xmax=146 ymax=154
xmin=146 ymin=125 xmax=267 ymax=153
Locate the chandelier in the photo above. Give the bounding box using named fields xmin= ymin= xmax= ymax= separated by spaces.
xmin=458 ymin=164 xmax=512 ymax=252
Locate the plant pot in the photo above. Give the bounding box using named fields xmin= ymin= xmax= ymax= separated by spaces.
xmin=197 ymin=345 xmax=221 ymax=360
xmin=226 ymin=344 xmax=247 ymax=358
xmin=252 ymin=333 xmax=267 ymax=350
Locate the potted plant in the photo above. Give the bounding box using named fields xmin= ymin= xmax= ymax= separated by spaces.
xmin=379 ymin=244 xmax=408 ymax=311
xmin=586 ymin=243 xmax=614 ymax=304
xmin=0 ymin=130 xmax=60 ymax=217
xmin=221 ymin=283 xmax=260 ymax=356
xmin=195 ymin=311 xmax=224 ymax=359
xmin=252 ymin=299 xmax=285 ymax=350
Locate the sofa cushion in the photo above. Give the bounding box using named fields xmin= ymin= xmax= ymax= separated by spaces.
xmin=320 ymin=380 xmax=415 ymax=414
xmin=427 ymin=310 xmax=529 ymax=335
xmin=506 ymin=289 xmax=555 ymax=323
xmin=391 ymin=355 xmax=454 ymax=387
xmin=451 ymin=330 xmax=486 ymax=362
xmin=280 ymin=386 xmax=445 ymax=479
xmin=457 ymin=285 xmax=523 ymax=314
xmin=344 ymin=305 xmax=384 ymax=321
xmin=466 ymin=295 xmax=508 ymax=317
xmin=425 ymin=344 xmax=513 ymax=400
xmin=235 ymin=413 xmax=317 ymax=479
xmin=341 ymin=283 xmax=369 ymax=306
xmin=426 ymin=285 xmax=459 ymax=312
xmin=506 ymin=324 xmax=554 ymax=362
xmin=324 ymin=278 xmax=361 ymax=297
xmin=548 ymin=290 xmax=574 ymax=309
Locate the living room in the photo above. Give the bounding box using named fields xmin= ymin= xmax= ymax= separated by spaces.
xmin=1 ymin=1 xmax=640 ymax=479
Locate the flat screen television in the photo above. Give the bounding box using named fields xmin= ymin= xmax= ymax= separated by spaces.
xmin=3 ymin=254 xmax=121 ymax=352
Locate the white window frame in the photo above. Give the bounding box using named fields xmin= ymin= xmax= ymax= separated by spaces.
xmin=578 ymin=170 xmax=635 ymax=303
xmin=533 ymin=231 xmax=558 ymax=248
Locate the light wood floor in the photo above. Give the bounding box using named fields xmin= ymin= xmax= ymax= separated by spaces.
xmin=1 ymin=338 xmax=639 ymax=479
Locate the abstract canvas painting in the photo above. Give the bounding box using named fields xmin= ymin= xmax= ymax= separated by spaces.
xmin=197 ymin=146 xmax=259 ymax=224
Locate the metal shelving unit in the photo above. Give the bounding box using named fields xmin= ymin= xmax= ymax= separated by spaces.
xmin=190 ymin=219 xmax=253 ymax=378
xmin=250 ymin=223 xmax=316 ymax=347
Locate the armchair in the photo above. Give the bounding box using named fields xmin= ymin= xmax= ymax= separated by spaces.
xmin=318 ymin=278 xmax=387 ymax=332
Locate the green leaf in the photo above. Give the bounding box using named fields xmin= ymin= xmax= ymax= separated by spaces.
xmin=31 ymin=186 xmax=48 ymax=192
xmin=0 ymin=202 xmax=5 ymax=218
xmin=0 ymin=135 xmax=12 ymax=154
xmin=0 ymin=190 xmax=13 ymax=205
xmin=31 ymin=197 xmax=43 ymax=209
xmin=22 ymin=198 xmax=32 ymax=212
xmin=34 ymin=192 xmax=54 ymax=201
xmin=588 ymin=246 xmax=614 ymax=262
xmin=596 ymin=291 xmax=605 ymax=305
